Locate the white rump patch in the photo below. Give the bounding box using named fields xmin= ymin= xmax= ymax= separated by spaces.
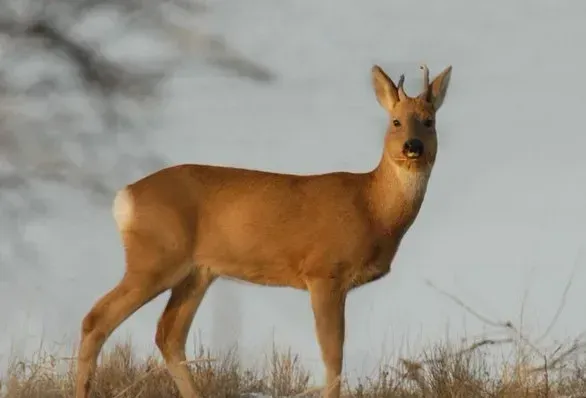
xmin=112 ymin=188 xmax=134 ymax=230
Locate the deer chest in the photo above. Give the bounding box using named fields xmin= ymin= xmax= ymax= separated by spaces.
xmin=345 ymin=238 xmax=401 ymax=290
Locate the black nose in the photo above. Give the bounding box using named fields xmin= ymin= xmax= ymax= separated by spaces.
xmin=403 ymin=139 xmax=424 ymax=158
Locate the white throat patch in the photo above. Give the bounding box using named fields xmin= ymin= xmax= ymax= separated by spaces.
xmin=392 ymin=162 xmax=432 ymax=202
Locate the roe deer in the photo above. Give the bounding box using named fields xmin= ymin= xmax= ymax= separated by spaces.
xmin=75 ymin=64 xmax=452 ymax=398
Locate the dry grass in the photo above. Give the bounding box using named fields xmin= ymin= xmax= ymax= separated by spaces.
xmin=2 ymin=336 xmax=586 ymax=398
xmin=3 ymin=267 xmax=584 ymax=397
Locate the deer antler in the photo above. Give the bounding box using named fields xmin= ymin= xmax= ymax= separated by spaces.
xmin=420 ymin=64 xmax=430 ymax=101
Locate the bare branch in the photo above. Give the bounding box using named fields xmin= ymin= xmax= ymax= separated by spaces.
xmin=536 ymin=251 xmax=581 ymax=344
xmin=0 ymin=0 xmax=193 ymax=264
xmin=425 ymin=277 xmax=586 ymax=385
xmin=424 ymin=279 xmax=505 ymax=328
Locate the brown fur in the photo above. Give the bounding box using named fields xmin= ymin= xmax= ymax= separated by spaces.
xmin=74 ymin=64 xmax=453 ymax=398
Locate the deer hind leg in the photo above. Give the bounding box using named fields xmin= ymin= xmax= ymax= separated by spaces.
xmin=307 ymin=278 xmax=347 ymax=398
xmin=155 ymin=267 xmax=216 ymax=398
xmin=74 ymin=272 xmax=168 ymax=398
xmin=75 ymin=230 xmax=192 ymax=398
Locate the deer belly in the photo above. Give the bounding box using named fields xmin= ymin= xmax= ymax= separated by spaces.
xmin=195 ymin=217 xmax=314 ymax=288
xmin=205 ymin=258 xmax=307 ymax=289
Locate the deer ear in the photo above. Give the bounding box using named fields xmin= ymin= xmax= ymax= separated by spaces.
xmin=428 ymin=65 xmax=452 ymax=111
xmin=371 ymin=65 xmax=399 ymax=110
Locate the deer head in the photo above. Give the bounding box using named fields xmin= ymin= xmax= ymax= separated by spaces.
xmin=372 ymin=64 xmax=452 ymax=172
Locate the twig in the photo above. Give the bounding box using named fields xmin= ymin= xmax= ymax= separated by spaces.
xmin=111 ymin=365 xmax=163 ymax=398
xmin=519 ymin=264 xmax=538 ymax=340
xmin=426 ymin=277 xmax=586 ymax=384
xmin=530 ymin=340 xmax=586 ymax=373
xmin=401 ymin=337 xmax=514 ymax=370
xmin=543 ymin=355 xmax=550 ymax=397
xmin=425 ymin=279 xmax=508 ymax=328
xmin=536 ymin=252 xmax=581 ymax=344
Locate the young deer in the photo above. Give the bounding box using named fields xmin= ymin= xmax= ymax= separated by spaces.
xmin=75 ymin=64 xmax=452 ymax=398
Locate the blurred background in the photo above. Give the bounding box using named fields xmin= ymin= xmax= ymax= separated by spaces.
xmin=1 ymin=0 xmax=586 ymax=385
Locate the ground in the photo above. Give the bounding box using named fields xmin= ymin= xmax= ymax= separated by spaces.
xmin=3 ymin=335 xmax=586 ymax=397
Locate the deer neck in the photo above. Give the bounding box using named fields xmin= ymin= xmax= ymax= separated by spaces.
xmin=367 ymin=147 xmax=433 ymax=235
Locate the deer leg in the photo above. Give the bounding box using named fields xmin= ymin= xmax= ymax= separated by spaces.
xmin=307 ymin=278 xmax=347 ymax=398
xmin=75 ymin=272 xmax=167 ymax=398
xmin=75 ymin=228 xmax=195 ymax=398
xmin=155 ymin=268 xmax=216 ymax=398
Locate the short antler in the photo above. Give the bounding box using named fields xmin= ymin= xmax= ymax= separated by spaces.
xmin=397 ymin=74 xmax=408 ymax=101
xmin=420 ymin=64 xmax=430 ymax=101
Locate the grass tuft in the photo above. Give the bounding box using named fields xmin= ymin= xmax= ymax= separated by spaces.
xmin=3 ymin=336 xmax=586 ymax=397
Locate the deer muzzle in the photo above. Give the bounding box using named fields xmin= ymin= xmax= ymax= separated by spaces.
xmin=402 ymin=139 xmax=424 ymax=159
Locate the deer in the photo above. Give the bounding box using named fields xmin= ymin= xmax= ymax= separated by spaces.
xmin=74 ymin=63 xmax=452 ymax=398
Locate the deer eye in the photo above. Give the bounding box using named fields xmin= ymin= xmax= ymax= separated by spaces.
xmin=392 ymin=119 xmax=401 ymax=127
xmin=423 ymin=118 xmax=434 ymax=127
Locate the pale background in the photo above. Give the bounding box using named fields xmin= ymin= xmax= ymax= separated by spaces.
xmin=1 ymin=0 xmax=586 ymax=385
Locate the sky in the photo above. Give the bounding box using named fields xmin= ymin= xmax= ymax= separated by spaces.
xmin=2 ymin=0 xmax=586 ymax=387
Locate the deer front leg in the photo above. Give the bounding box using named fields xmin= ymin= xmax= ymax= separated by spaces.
xmin=307 ymin=278 xmax=347 ymax=398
